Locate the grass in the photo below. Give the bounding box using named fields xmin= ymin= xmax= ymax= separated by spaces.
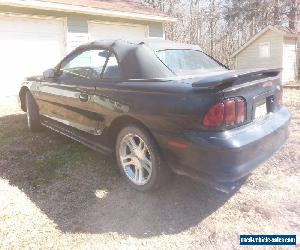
xmin=0 ymin=114 xmax=117 ymax=189
xmin=27 ymin=142 xmax=90 ymax=188
xmin=0 ymin=117 xmax=28 ymax=145
xmin=0 ymin=91 xmax=299 ymax=249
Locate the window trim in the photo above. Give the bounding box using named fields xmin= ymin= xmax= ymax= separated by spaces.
xmin=100 ymin=51 xmax=111 ymax=79
xmin=55 ymin=47 xmax=122 ymax=83
xmin=155 ymin=49 xmax=227 ymax=76
xmin=100 ymin=52 xmax=122 ymax=82
xmin=58 ymin=48 xmax=108 ymax=78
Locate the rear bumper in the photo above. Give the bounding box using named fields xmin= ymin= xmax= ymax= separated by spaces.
xmin=157 ymin=107 xmax=291 ymax=191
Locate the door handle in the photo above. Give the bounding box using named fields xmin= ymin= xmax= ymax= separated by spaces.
xmin=79 ymin=93 xmax=89 ymax=102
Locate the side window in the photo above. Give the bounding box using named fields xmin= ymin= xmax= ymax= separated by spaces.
xmin=102 ymin=54 xmax=121 ymax=80
xmin=60 ymin=49 xmax=109 ymax=82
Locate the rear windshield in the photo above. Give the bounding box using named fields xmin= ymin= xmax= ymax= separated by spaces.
xmin=156 ymin=49 xmax=225 ymax=76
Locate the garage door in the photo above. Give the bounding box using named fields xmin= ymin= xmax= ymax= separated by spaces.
xmin=88 ymin=21 xmax=148 ymax=41
xmin=0 ymin=15 xmax=66 ymax=97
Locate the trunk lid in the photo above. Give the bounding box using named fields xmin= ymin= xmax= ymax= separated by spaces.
xmin=190 ymin=68 xmax=282 ymax=126
xmin=190 ymin=68 xmax=281 ymax=90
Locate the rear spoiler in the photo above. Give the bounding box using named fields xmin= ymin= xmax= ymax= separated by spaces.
xmin=191 ymin=68 xmax=281 ymax=89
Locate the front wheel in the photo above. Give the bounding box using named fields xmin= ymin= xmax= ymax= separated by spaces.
xmin=25 ymin=91 xmax=42 ymax=132
xmin=116 ymin=125 xmax=171 ymax=192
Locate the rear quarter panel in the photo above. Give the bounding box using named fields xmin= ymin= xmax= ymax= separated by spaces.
xmin=94 ymin=80 xmax=219 ymax=134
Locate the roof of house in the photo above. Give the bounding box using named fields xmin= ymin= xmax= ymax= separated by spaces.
xmin=231 ymin=25 xmax=299 ymax=58
xmin=0 ymin=0 xmax=177 ymax=22
xmin=276 ymin=26 xmax=299 ymax=35
xmin=39 ymin=0 xmax=165 ymax=16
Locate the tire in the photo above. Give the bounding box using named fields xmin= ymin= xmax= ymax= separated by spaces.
xmin=25 ymin=91 xmax=42 ymax=132
xmin=116 ymin=125 xmax=171 ymax=192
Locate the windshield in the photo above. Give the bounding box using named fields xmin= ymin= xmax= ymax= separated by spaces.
xmin=156 ymin=49 xmax=225 ymax=76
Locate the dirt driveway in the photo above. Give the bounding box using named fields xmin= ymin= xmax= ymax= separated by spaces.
xmin=0 ymin=90 xmax=299 ymax=249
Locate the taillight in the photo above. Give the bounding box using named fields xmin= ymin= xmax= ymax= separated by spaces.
xmin=236 ymin=98 xmax=245 ymax=124
xmin=224 ymin=100 xmax=235 ymax=126
xmin=203 ymin=103 xmax=224 ymax=127
xmin=203 ymin=98 xmax=246 ymax=128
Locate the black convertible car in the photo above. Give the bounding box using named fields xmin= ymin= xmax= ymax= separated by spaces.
xmin=19 ymin=39 xmax=291 ymax=192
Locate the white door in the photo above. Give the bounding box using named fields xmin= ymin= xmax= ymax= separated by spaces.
xmin=88 ymin=21 xmax=148 ymax=41
xmin=0 ymin=15 xmax=66 ymax=97
xmin=282 ymin=41 xmax=296 ymax=83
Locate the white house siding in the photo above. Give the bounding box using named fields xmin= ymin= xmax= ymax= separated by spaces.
xmin=88 ymin=21 xmax=148 ymax=42
xmin=67 ymin=17 xmax=163 ymax=52
xmin=67 ymin=16 xmax=89 ymax=52
xmin=235 ymin=30 xmax=283 ymax=70
xmin=282 ymin=37 xmax=297 ymax=83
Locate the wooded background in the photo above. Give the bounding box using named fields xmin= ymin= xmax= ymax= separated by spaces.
xmin=142 ymin=0 xmax=299 ymax=67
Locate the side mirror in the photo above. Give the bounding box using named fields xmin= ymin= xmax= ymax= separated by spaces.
xmin=98 ymin=51 xmax=111 ymax=58
xmin=43 ymin=68 xmax=56 ymax=79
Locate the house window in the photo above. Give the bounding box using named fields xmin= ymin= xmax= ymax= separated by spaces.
xmin=259 ymin=42 xmax=270 ymax=58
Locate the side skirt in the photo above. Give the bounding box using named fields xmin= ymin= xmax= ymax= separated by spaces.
xmin=40 ymin=116 xmax=113 ymax=155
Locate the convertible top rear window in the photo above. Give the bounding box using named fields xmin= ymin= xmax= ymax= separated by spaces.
xmin=156 ymin=49 xmax=225 ymax=76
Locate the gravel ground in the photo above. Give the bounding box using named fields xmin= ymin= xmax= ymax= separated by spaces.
xmin=0 ymin=90 xmax=299 ymax=249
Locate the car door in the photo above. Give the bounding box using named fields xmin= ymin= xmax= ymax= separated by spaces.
xmin=93 ymin=52 xmax=130 ymax=128
xmin=37 ymin=48 xmax=110 ymax=134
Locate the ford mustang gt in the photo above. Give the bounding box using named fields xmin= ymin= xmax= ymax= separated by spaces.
xmin=18 ymin=39 xmax=291 ymax=192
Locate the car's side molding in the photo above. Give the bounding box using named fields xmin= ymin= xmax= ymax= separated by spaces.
xmin=41 ymin=114 xmax=102 ymax=135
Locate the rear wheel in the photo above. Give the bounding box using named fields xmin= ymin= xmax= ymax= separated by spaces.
xmin=25 ymin=91 xmax=42 ymax=132
xmin=116 ymin=125 xmax=171 ymax=192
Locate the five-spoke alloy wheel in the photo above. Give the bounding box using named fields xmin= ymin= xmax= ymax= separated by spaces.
xmin=116 ymin=125 xmax=171 ymax=192
xmin=119 ymin=134 xmax=152 ymax=185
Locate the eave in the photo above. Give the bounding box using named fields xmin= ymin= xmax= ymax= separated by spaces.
xmin=0 ymin=0 xmax=177 ymax=23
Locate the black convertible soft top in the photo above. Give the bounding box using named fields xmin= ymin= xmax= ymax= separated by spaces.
xmin=71 ymin=39 xmax=202 ymax=80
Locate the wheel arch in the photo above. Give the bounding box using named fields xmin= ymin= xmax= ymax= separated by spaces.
xmin=105 ymin=115 xmax=158 ymax=149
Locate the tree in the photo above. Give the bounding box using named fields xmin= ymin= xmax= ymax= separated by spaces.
xmin=140 ymin=0 xmax=300 ymax=67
